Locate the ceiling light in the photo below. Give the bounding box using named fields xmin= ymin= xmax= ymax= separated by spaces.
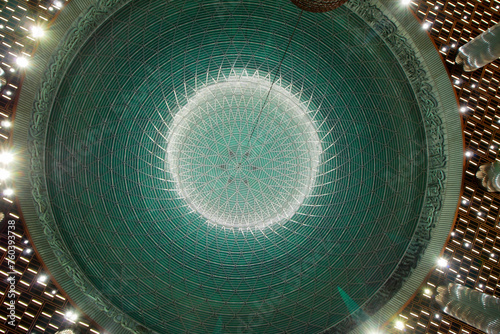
xmin=424 ymin=288 xmax=432 ymax=295
xmin=54 ymin=1 xmax=63 ymax=9
xmin=401 ymin=0 xmax=411 ymax=5
xmin=65 ymin=310 xmax=78 ymax=321
xmin=460 ymin=106 xmax=467 ymax=112
xmin=1 ymin=120 xmax=11 ymax=128
xmin=3 ymin=188 xmax=14 ymax=196
xmin=434 ymin=313 xmax=441 ymax=319
xmin=0 ymin=169 xmax=10 ymax=180
xmin=31 ymin=26 xmax=45 ymax=38
xmin=25 ymin=248 xmax=32 ymax=254
xmin=38 ymin=275 xmax=48 ymax=283
xmin=395 ymin=320 xmax=405 ymax=330
xmin=461 ymin=199 xmax=468 ymax=205
xmin=465 ymin=151 xmax=473 ymax=158
xmin=437 ymin=258 xmax=448 ymax=267
xmin=0 ymin=152 xmax=14 ymax=163
xmin=422 ymin=22 xmax=431 ymax=30
xmin=16 ymin=57 xmax=29 ymax=68
xmin=52 ymin=289 xmax=57 ymax=294
xmin=471 ymin=83 xmax=476 ymax=88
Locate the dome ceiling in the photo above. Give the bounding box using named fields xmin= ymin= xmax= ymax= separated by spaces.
xmin=22 ymin=0 xmax=459 ymax=333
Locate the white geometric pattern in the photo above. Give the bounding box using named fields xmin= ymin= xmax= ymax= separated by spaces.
xmin=167 ymin=76 xmax=321 ymax=228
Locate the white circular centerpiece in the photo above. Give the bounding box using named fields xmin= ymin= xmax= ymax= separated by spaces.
xmin=167 ymin=76 xmax=321 ymax=229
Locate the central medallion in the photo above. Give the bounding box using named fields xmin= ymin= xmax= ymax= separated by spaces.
xmin=167 ymin=76 xmax=322 ymax=229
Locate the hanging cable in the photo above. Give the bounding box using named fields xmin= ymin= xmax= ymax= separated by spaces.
xmin=246 ymin=9 xmax=304 ymax=143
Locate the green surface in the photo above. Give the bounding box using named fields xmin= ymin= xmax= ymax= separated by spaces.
xmin=43 ymin=0 xmax=430 ymax=332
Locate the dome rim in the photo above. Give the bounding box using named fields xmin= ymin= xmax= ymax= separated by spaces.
xmin=12 ymin=0 xmax=462 ymax=333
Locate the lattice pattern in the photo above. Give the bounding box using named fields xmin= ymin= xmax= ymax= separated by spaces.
xmin=0 ymin=214 xmax=102 ymax=334
xmin=167 ymin=77 xmax=321 ymax=228
xmin=0 ymin=0 xmax=102 ymax=333
xmin=383 ymin=0 xmax=500 ymax=333
xmin=1 ymin=0 xmax=499 ymax=333
xmin=41 ymin=0 xmax=430 ymax=332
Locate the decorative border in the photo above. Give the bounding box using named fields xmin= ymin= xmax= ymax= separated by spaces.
xmin=27 ymin=0 xmax=150 ymax=333
xmin=25 ymin=0 xmax=450 ymax=333
xmin=330 ymin=0 xmax=447 ymax=332
xmin=326 ymin=0 xmax=448 ymax=333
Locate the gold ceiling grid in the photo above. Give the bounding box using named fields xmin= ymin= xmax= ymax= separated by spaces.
xmin=0 ymin=1 xmax=104 ymax=333
xmin=0 ymin=0 xmax=499 ymax=333
xmin=385 ymin=0 xmax=500 ymax=333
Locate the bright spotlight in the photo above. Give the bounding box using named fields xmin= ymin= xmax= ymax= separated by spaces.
xmin=0 ymin=168 xmax=10 ymax=180
xmin=16 ymin=57 xmax=29 ymax=68
xmin=395 ymin=320 xmax=405 ymax=330
xmin=437 ymin=258 xmax=448 ymax=267
xmin=1 ymin=120 xmax=12 ymax=128
xmin=3 ymin=188 xmax=14 ymax=196
xmin=65 ymin=310 xmax=78 ymax=321
xmin=31 ymin=26 xmax=45 ymax=38
xmin=0 ymin=151 xmax=14 ymax=163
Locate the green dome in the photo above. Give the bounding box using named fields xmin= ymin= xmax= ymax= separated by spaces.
xmin=23 ymin=0 xmax=457 ymax=332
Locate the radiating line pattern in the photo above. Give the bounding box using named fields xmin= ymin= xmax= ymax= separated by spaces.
xmin=167 ymin=77 xmax=321 ymax=229
xmin=38 ymin=0 xmax=435 ymax=332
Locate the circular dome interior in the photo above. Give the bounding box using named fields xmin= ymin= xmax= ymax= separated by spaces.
xmin=39 ymin=0 xmax=436 ymax=332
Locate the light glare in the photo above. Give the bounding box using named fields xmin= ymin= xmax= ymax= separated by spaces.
xmin=0 ymin=152 xmax=14 ymax=163
xmin=31 ymin=26 xmax=45 ymax=38
xmin=0 ymin=168 xmax=10 ymax=180
xmin=3 ymin=188 xmax=14 ymax=196
xmin=16 ymin=57 xmax=29 ymax=67
xmin=1 ymin=120 xmax=12 ymax=128
xmin=437 ymin=258 xmax=448 ymax=267
xmin=65 ymin=311 xmax=78 ymax=321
